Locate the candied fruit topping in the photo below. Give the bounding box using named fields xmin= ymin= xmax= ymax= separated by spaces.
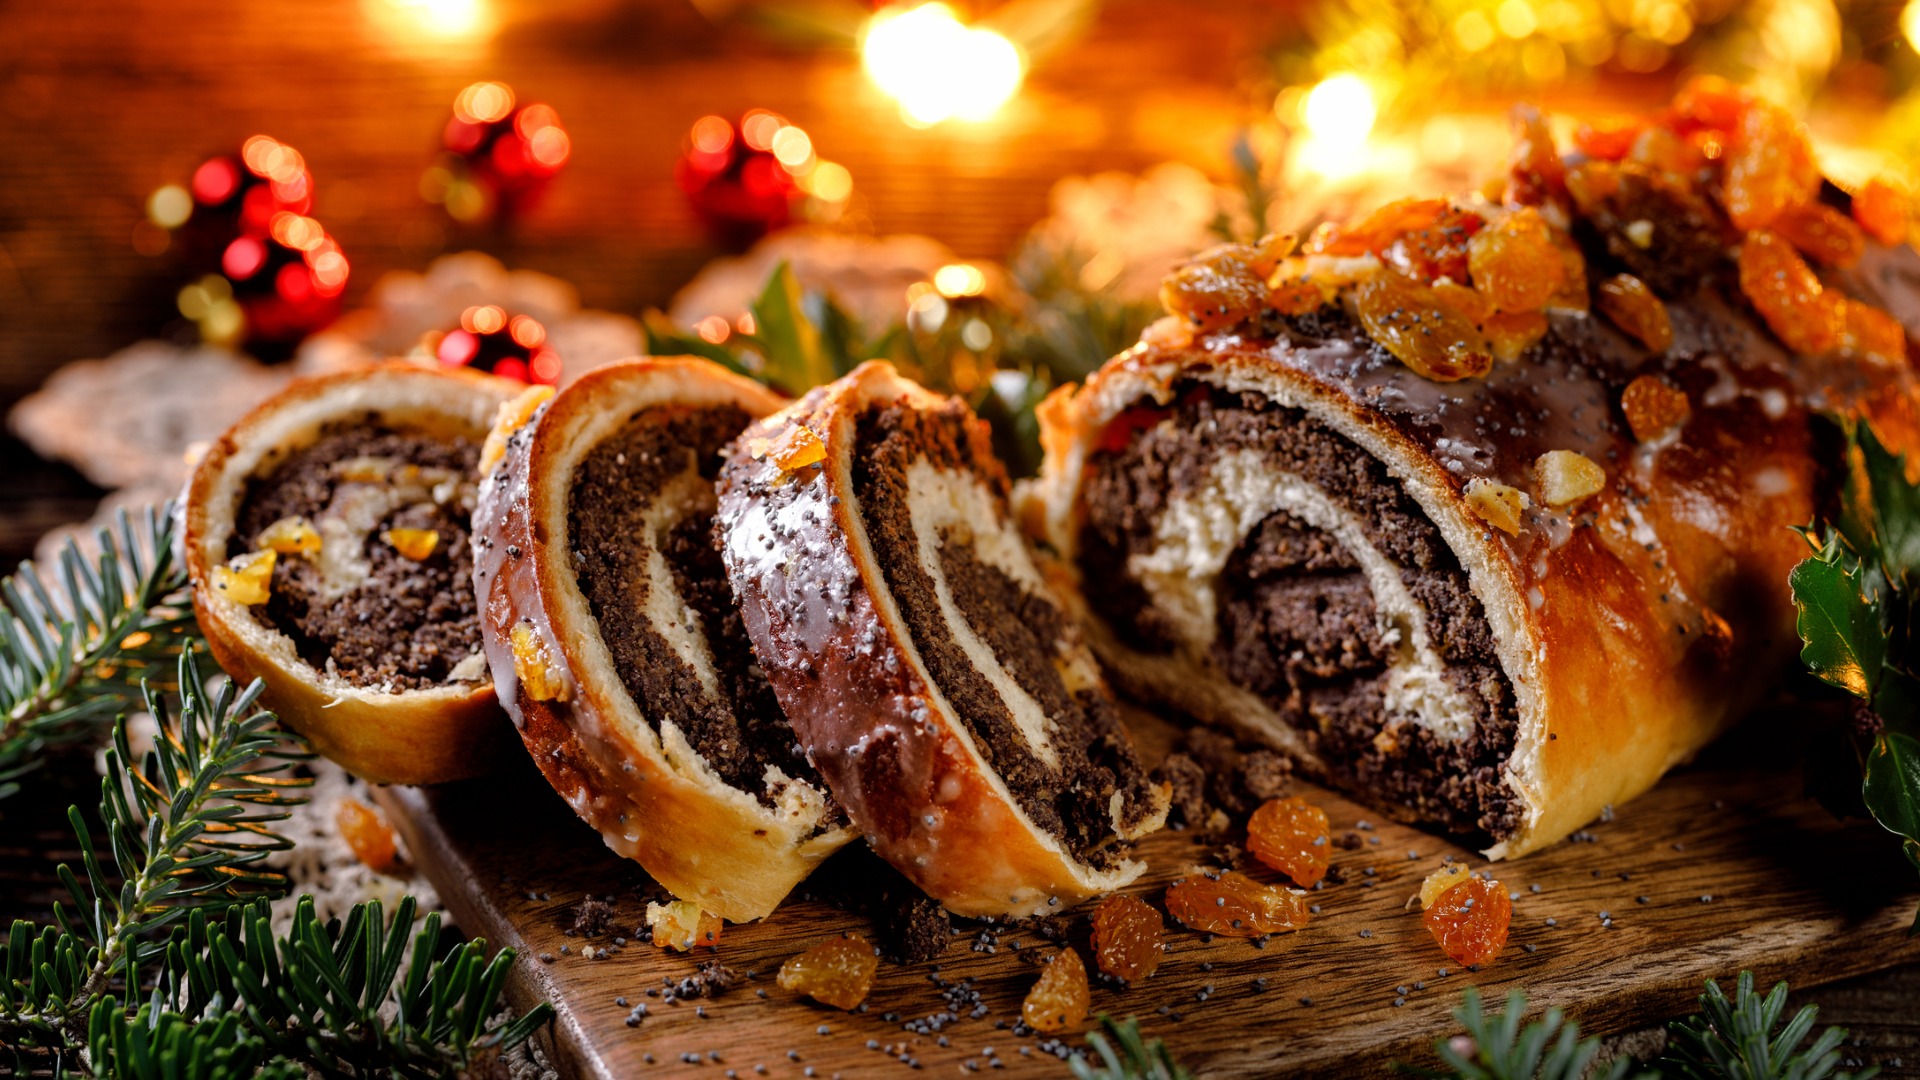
xmin=1841 ymin=299 xmax=1907 ymax=366
xmin=334 ymin=456 xmax=394 ymax=484
xmin=1535 ymin=450 xmax=1606 ymax=508
xmin=212 ymin=549 xmax=276 ymax=606
xmin=510 ymin=622 xmax=570 ymax=703
xmin=1418 ymin=864 xmax=1470 ymax=909
xmin=1468 ymin=207 xmax=1564 ymax=313
xmin=1422 ymin=877 xmax=1512 ymax=967
xmin=1772 ymin=202 xmax=1864 ymax=268
xmin=768 ymin=424 xmax=827 ymax=471
xmin=646 ymin=900 xmax=721 ymax=952
xmin=1269 ymin=274 xmax=1330 ymax=315
xmin=1505 ymin=104 xmax=1564 ymax=209
xmin=1352 ymin=272 xmax=1493 ymax=382
xmin=1163 ymin=871 xmax=1309 ymax=937
xmin=1246 ymin=796 xmax=1331 ymax=887
xmin=1022 ymin=949 xmax=1090 ymax=1034
xmin=1854 ymin=177 xmax=1913 ymax=247
xmin=778 ymin=936 xmax=879 ymax=1009
xmin=1739 ymin=229 xmax=1843 ymax=355
xmin=1671 ymin=74 xmax=1748 ymax=135
xmin=1483 ymin=311 xmax=1549 ymax=363
xmin=1627 ymin=125 xmax=1705 ymax=186
xmin=383 ymin=527 xmax=441 ymax=562
xmin=1307 ymin=198 xmax=1448 ymax=258
xmin=1159 ymin=235 xmax=1294 ymax=331
xmin=1621 ymin=375 xmax=1692 ymax=442
xmin=1573 ymin=116 xmax=1643 ymax=161
xmin=1089 ymin=895 xmax=1164 ymax=985
xmin=1431 ymin=281 xmax=1494 ymax=327
xmin=1596 ymin=273 xmax=1674 ymax=353
xmin=336 ymin=796 xmax=403 ymax=876
xmin=481 ymin=384 xmax=556 ymax=476
xmin=257 ymin=515 xmax=322 ymax=557
xmin=1721 ymin=100 xmax=1819 ymax=231
xmin=1380 ymin=204 xmax=1486 ymax=284
xmin=1464 ymin=479 xmax=1528 ymax=536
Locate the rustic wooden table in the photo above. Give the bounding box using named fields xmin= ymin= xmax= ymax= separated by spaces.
xmin=0 ymin=0 xmax=1914 ymax=1072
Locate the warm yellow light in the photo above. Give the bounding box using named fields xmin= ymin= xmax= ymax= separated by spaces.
xmin=770 ymin=126 xmax=815 ymax=172
xmin=1453 ymin=10 xmax=1496 ymax=52
xmin=147 ymin=185 xmax=192 ymax=229
xmin=695 ymin=316 xmax=731 ymax=344
xmin=802 ymin=161 xmax=854 ymax=203
xmin=463 ymin=304 xmax=507 ymax=334
xmin=862 ymin=3 xmax=1025 ymax=126
xmin=741 ymin=110 xmax=786 ymax=151
xmin=373 ymin=0 xmax=489 ymax=39
xmin=1495 ymin=0 xmax=1537 ymax=38
xmin=933 ymin=263 xmax=987 ymax=298
xmin=1903 ymin=0 xmax=1920 ymax=50
xmin=1302 ymin=74 xmax=1376 ymax=152
xmin=690 ymin=115 xmax=733 ymax=155
xmin=454 ymin=82 xmax=515 ymax=124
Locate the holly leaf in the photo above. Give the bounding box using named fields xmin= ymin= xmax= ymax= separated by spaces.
xmin=640 ymin=311 xmax=753 ymax=374
xmin=1790 ymin=536 xmax=1886 ymax=700
xmin=746 ymin=262 xmax=835 ymax=396
xmin=1862 ymin=732 xmax=1920 ymax=935
xmin=1840 ymin=420 xmax=1920 ymax=587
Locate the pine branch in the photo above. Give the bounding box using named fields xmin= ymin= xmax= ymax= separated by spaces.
xmin=1071 ymin=1015 xmax=1192 ymax=1080
xmin=1398 ymin=986 xmax=1643 ymax=1080
xmin=1 ymin=644 xmax=309 ymax=1053
xmin=1659 ymin=973 xmax=1874 ymax=1080
xmin=0 ymin=502 xmax=193 ymax=800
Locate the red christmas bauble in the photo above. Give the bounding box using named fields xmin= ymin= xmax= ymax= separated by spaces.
xmin=429 ymin=306 xmax=562 ymax=385
xmin=428 ymin=82 xmax=570 ymax=225
xmin=676 ymin=111 xmax=802 ymax=248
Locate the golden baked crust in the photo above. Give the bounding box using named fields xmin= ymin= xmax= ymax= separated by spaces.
xmin=185 ymin=363 xmax=522 ymax=786
xmin=471 ymin=357 xmax=854 ymax=923
xmin=1028 ymin=245 xmax=1920 ymax=859
xmin=716 ymin=361 xmax=1168 ymax=917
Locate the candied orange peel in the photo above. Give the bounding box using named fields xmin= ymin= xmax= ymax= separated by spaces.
xmin=646 ymin=900 xmax=721 ymax=952
xmin=382 ymin=527 xmax=441 ymax=561
xmin=510 ymin=623 xmax=569 ymax=702
xmin=257 ymin=515 xmax=321 ymax=556
xmin=212 ymin=549 xmax=276 ymax=606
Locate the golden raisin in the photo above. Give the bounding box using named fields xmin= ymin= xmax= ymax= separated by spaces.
xmin=1468 ymin=208 xmax=1565 ymax=313
xmin=510 ymin=623 xmax=570 ymax=703
xmin=1246 ymin=796 xmax=1330 ymax=887
xmin=1721 ymin=101 xmax=1819 ymax=231
xmin=1773 ymin=202 xmax=1864 ymax=268
xmin=778 ymin=936 xmax=879 ymax=1009
xmin=1840 ymin=299 xmax=1907 ymax=366
xmin=1422 ymin=877 xmax=1512 ymax=967
xmin=1430 ymin=281 xmax=1494 ymax=327
xmin=1351 ymin=272 xmax=1493 ymax=382
xmin=1380 ymin=204 xmax=1486 ymax=284
xmin=1596 ymin=274 xmax=1674 ymax=353
xmin=1627 ymin=125 xmax=1705 ymax=188
xmin=1547 ymin=233 xmax=1590 ymax=312
xmin=1269 ymin=274 xmax=1329 ymax=315
xmin=257 ymin=516 xmax=322 ymax=556
xmin=1160 ymin=237 xmax=1292 ymax=331
xmin=480 ymin=384 xmax=555 ymax=476
xmin=1163 ymin=871 xmax=1309 ymax=937
xmin=212 ymin=549 xmax=276 ymax=606
xmin=1573 ymin=116 xmax=1643 ymax=161
xmin=382 ymin=528 xmax=441 ymax=561
xmin=1853 ymin=177 xmax=1913 ymax=247
xmin=1738 ymin=229 xmax=1843 ymax=355
xmin=1621 ymin=375 xmax=1691 ymax=442
xmin=1535 ymin=450 xmax=1606 ymax=507
xmin=1089 ymin=895 xmax=1164 ymax=984
xmin=336 ymin=797 xmax=403 ymax=876
xmin=1483 ymin=311 xmax=1549 ymax=363
xmin=646 ymin=900 xmax=721 ymax=952
xmin=1021 ymin=949 xmax=1090 ymax=1034
xmin=1505 ymin=103 xmax=1565 ymax=209
xmin=1464 ymin=479 xmax=1528 ymax=536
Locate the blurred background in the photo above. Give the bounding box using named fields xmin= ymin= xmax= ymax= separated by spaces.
xmin=3 ymin=0 xmax=1918 ymax=565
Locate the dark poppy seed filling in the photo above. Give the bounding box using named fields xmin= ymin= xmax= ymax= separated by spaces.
xmin=852 ymin=402 xmax=1161 ymax=866
xmin=231 ymin=425 xmax=484 ymax=692
xmin=1079 ymin=385 xmax=1523 ymax=841
xmin=567 ymin=406 xmax=827 ymax=806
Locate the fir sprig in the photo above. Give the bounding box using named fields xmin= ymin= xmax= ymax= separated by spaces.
xmin=0 ymin=502 xmax=193 ymax=800
xmin=0 ymin=647 xmax=553 ymax=1075
xmin=1401 ymin=974 xmax=1872 ymax=1080
xmin=1071 ymin=1015 xmax=1192 ymax=1080
xmin=1789 ymin=421 xmax=1920 ymax=933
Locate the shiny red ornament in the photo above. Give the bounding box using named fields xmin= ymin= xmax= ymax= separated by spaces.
xmin=426 ymin=82 xmax=570 ymax=226
xmin=430 ymin=306 xmax=561 ymax=385
xmin=218 ymin=211 xmax=350 ymax=347
xmin=676 ymin=111 xmax=799 ymax=248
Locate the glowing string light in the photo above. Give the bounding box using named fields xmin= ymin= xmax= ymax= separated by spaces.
xmin=861 ymin=3 xmax=1025 ymax=126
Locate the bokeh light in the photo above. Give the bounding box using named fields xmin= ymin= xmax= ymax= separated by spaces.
xmin=862 ymin=2 xmax=1025 ymax=126
xmin=1302 ymin=74 xmax=1376 ymax=153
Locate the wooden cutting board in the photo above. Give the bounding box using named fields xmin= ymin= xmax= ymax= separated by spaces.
xmin=375 ymin=708 xmax=1920 ymax=1079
